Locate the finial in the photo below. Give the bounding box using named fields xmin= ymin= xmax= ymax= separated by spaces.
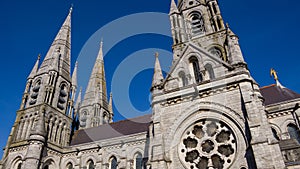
xmin=100 ymin=38 xmax=103 ymax=48
xmin=270 ymin=68 xmax=278 ymax=81
xmin=69 ymin=4 xmax=73 ymax=13
xmin=38 ymin=54 xmax=41 ymax=60
xmin=155 ymin=52 xmax=159 ymax=58
xmin=270 ymin=68 xmax=285 ymax=88
xmin=226 ymin=23 xmax=230 ymax=29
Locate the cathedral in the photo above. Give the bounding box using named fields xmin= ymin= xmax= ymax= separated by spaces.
xmin=1 ymin=0 xmax=300 ymax=168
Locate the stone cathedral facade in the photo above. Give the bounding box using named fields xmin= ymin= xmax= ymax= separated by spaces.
xmin=1 ymin=0 xmax=300 ymax=169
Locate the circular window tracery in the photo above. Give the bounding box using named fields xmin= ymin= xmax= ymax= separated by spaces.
xmin=179 ymin=119 xmax=236 ymax=169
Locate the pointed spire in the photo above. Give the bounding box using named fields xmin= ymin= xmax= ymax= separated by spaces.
xmin=72 ymin=61 xmax=78 ymax=87
xmin=28 ymin=54 xmax=41 ymax=79
xmin=82 ymin=40 xmax=108 ymax=109
xmin=74 ymin=87 xmax=82 ymax=117
xmin=109 ymin=92 xmax=113 ymax=115
xmin=169 ymin=0 xmax=179 ymax=14
xmin=152 ymin=52 xmax=164 ymax=89
xmin=39 ymin=8 xmax=72 ymax=78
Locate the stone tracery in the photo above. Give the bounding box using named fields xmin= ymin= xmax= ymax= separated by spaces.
xmin=179 ymin=119 xmax=236 ymax=169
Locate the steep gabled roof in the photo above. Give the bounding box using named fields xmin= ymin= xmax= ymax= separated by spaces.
xmin=71 ymin=114 xmax=152 ymax=145
xmin=260 ymin=84 xmax=300 ymax=106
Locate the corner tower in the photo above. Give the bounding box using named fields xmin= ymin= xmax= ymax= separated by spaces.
xmin=1 ymin=8 xmax=77 ymax=169
xmin=148 ymin=0 xmax=285 ymax=169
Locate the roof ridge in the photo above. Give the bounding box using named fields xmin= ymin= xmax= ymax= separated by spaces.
xmin=260 ymin=84 xmax=276 ymax=90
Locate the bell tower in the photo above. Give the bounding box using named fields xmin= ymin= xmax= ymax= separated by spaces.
xmin=148 ymin=0 xmax=286 ymax=168
xmin=1 ymin=7 xmax=78 ymax=169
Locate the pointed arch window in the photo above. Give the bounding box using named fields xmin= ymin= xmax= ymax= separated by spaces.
xmin=110 ymin=156 xmax=118 ymax=169
xmin=66 ymin=162 xmax=73 ymax=169
xmin=29 ymin=80 xmax=41 ymax=105
xmin=134 ymin=153 xmax=143 ymax=169
xmin=271 ymin=128 xmax=280 ymax=141
xmin=288 ymin=124 xmax=300 ymax=143
xmin=209 ymin=47 xmax=226 ymax=61
xmin=189 ymin=12 xmax=205 ymax=36
xmin=87 ymin=160 xmax=95 ymax=169
xmin=57 ymin=83 xmax=68 ymax=111
xmin=178 ymin=71 xmax=188 ymax=87
xmin=189 ymin=57 xmax=202 ymax=83
xmin=17 ymin=163 xmax=22 ymax=169
xmin=204 ymin=64 xmax=215 ymax=80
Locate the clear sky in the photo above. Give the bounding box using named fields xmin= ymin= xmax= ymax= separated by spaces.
xmin=0 ymin=0 xmax=300 ymax=159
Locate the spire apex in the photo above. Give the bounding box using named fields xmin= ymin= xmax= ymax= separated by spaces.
xmin=28 ymin=54 xmax=41 ymax=79
xmin=169 ymin=0 xmax=179 ymax=14
xmin=39 ymin=8 xmax=72 ymax=78
xmin=152 ymin=52 xmax=164 ymax=89
xmin=69 ymin=4 xmax=73 ymax=14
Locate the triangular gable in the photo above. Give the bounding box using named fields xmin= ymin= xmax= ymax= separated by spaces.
xmin=163 ymin=42 xmax=232 ymax=86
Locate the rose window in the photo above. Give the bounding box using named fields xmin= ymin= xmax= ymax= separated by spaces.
xmin=179 ymin=119 xmax=236 ymax=169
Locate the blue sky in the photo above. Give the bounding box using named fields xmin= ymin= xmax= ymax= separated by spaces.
xmin=0 ymin=0 xmax=300 ymax=158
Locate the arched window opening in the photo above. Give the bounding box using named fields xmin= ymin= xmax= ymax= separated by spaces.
xmin=66 ymin=162 xmax=73 ymax=169
xmin=189 ymin=12 xmax=205 ymax=36
xmin=29 ymin=80 xmax=41 ymax=105
xmin=43 ymin=165 xmax=49 ymax=169
xmin=87 ymin=160 xmax=95 ymax=169
xmin=110 ymin=156 xmax=118 ymax=169
xmin=57 ymin=84 xmax=68 ymax=110
xmin=271 ymin=128 xmax=280 ymax=141
xmin=212 ymin=3 xmax=218 ymax=14
xmin=204 ymin=64 xmax=215 ymax=80
xmin=209 ymin=47 xmax=226 ymax=61
xmin=288 ymin=124 xmax=300 ymax=143
xmin=178 ymin=71 xmax=188 ymax=87
xmin=189 ymin=57 xmax=202 ymax=83
xmin=103 ymin=112 xmax=109 ymax=124
xmin=217 ymin=18 xmax=223 ymax=30
xmin=135 ymin=153 xmax=143 ymax=169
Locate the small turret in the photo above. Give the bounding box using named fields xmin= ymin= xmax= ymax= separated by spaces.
xmin=108 ymin=92 xmax=114 ymax=122
xmin=28 ymin=54 xmax=41 ymax=80
xmin=151 ymin=52 xmax=164 ymax=94
xmin=226 ymin=24 xmax=245 ymax=65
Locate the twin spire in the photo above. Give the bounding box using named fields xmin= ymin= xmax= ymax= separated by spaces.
xmin=81 ymin=39 xmax=108 ymax=109
xmin=37 ymin=7 xmax=72 ymax=78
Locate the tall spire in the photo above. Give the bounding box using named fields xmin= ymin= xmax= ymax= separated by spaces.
xmin=27 ymin=54 xmax=41 ymax=79
xmin=151 ymin=52 xmax=164 ymax=90
xmin=72 ymin=61 xmax=78 ymax=87
xmin=169 ymin=0 xmax=179 ymax=14
xmin=108 ymin=92 xmax=113 ymax=116
xmin=82 ymin=40 xmax=108 ymax=109
xmin=38 ymin=7 xmax=72 ymax=78
xmin=74 ymin=87 xmax=82 ymax=117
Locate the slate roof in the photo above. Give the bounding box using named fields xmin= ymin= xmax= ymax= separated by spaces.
xmin=71 ymin=114 xmax=152 ymax=145
xmin=260 ymin=84 xmax=300 ymax=106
